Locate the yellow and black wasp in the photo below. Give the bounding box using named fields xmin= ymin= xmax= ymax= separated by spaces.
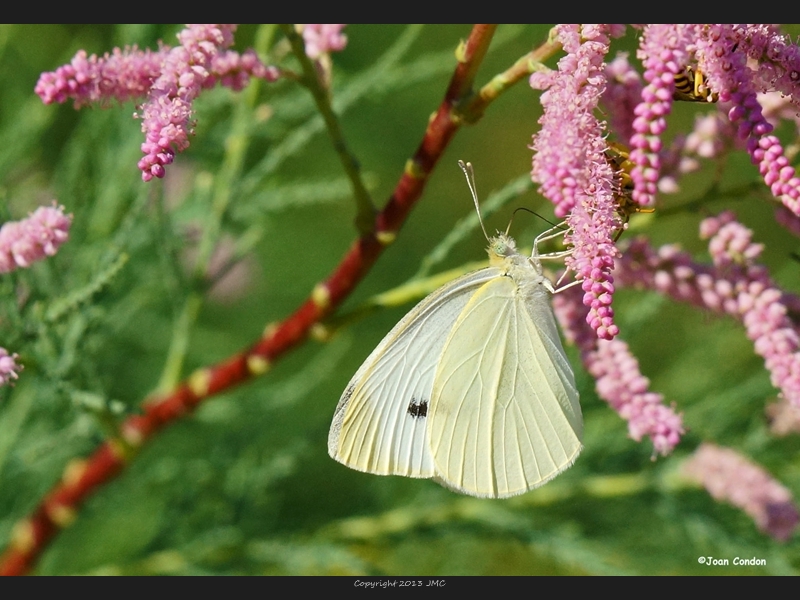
xmin=605 ymin=142 xmax=655 ymax=241
xmin=673 ymin=66 xmax=718 ymax=103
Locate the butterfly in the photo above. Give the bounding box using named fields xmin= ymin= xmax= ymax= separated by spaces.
xmin=328 ymin=162 xmax=581 ymax=498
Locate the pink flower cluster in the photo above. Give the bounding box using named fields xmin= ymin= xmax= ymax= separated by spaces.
xmin=35 ymin=43 xmax=278 ymax=112
xmin=614 ymin=212 xmax=800 ymax=408
xmin=566 ymin=175 xmax=621 ymax=341
xmin=532 ymin=24 xmax=800 ymax=346
xmin=621 ymin=24 xmax=800 ymax=217
xmin=683 ymin=443 xmax=798 ymax=541
xmin=35 ymin=24 xmax=280 ymax=182
xmin=300 ymin=24 xmax=348 ymax=60
xmin=0 ymin=348 xmax=21 ymax=387
xmin=137 ymin=25 xmax=238 ymax=182
xmin=563 ymin=202 xmax=800 ymax=457
xmin=591 ymin=338 xmax=683 ymax=455
xmin=0 ymin=204 xmax=72 ymax=274
xmin=701 ymin=212 xmax=800 ymax=407
xmin=0 ymin=203 xmax=71 ymax=389
xmin=739 ymin=24 xmax=800 ymax=100
xmin=35 ymin=47 xmax=164 ymax=107
xmin=531 ymin=24 xmax=616 ymax=218
xmin=698 ymin=26 xmax=800 ymax=217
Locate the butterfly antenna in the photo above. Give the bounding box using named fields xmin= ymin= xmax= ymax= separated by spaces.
xmin=506 ymin=207 xmax=562 ymax=236
xmin=458 ymin=160 xmax=490 ymax=242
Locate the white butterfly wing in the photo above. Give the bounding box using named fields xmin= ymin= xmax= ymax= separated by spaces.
xmin=329 ymin=266 xmax=503 ymax=478
xmin=428 ymin=273 xmax=582 ymax=498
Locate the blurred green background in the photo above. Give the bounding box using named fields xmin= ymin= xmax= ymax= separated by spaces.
xmin=0 ymin=24 xmax=798 ymax=575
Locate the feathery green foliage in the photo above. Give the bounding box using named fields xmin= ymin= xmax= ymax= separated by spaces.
xmin=0 ymin=24 xmax=798 ymax=575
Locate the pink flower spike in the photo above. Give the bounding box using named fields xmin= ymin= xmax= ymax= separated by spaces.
xmin=36 ymin=38 xmax=279 ymax=112
xmin=602 ymin=53 xmax=644 ymax=145
xmin=591 ymin=337 xmax=683 ymax=454
xmin=531 ymin=24 xmax=613 ymax=218
xmin=0 ymin=348 xmax=22 ymax=387
xmin=564 ymin=180 xmax=621 ymax=341
xmin=701 ymin=213 xmax=800 ymax=406
xmin=530 ymin=24 xmax=622 ymax=340
xmin=629 ymin=24 xmax=697 ymax=208
xmin=35 ymin=47 xmax=166 ymax=108
xmin=683 ymin=443 xmax=799 ymax=541
xmin=0 ymin=203 xmax=72 ymax=274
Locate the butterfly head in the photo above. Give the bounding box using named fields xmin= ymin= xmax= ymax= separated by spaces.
xmin=487 ymin=233 xmax=519 ymax=266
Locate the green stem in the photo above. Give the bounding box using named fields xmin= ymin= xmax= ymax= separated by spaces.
xmin=458 ymin=26 xmax=561 ymax=123
xmin=157 ymin=25 xmax=277 ymax=394
xmin=157 ymin=293 xmax=204 ymax=394
xmin=279 ymin=24 xmax=376 ymax=234
xmin=326 ymin=472 xmax=661 ymax=541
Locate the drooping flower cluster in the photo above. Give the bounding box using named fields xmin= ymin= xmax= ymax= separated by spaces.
xmin=136 ymin=25 xmax=238 ymax=182
xmin=683 ymin=443 xmax=798 ymax=541
xmin=701 ymin=212 xmax=800 ymax=407
xmin=591 ymin=338 xmax=683 ymax=454
xmin=553 ymin=282 xmax=684 ymax=454
xmin=696 ymin=25 xmax=800 ymax=217
xmin=614 ymin=212 xmax=800 ymax=408
xmin=0 ymin=203 xmax=72 ymax=274
xmin=35 ymin=24 xmax=281 ymax=182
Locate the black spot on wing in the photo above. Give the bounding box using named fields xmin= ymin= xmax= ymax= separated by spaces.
xmin=407 ymin=397 xmax=428 ymax=419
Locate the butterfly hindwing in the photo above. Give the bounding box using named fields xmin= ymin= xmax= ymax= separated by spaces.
xmin=428 ymin=272 xmax=582 ymax=498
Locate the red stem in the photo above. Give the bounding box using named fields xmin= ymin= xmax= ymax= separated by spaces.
xmin=0 ymin=24 xmax=498 ymax=576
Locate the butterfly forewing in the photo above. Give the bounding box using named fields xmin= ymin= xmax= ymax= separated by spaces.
xmin=428 ymin=272 xmax=582 ymax=498
xmin=329 ymin=267 xmax=503 ymax=478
